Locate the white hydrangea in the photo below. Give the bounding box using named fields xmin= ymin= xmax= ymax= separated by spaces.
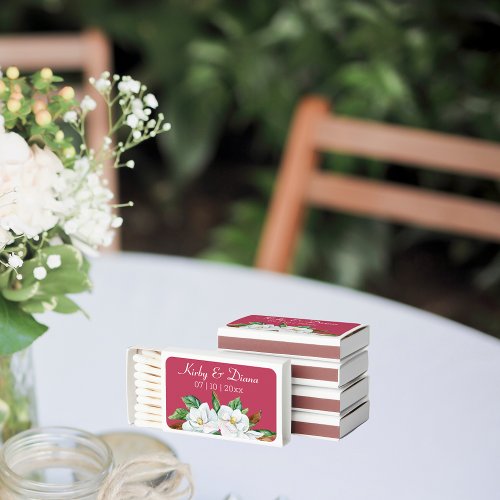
xmin=0 ymin=227 xmax=13 ymax=250
xmin=0 ymin=131 xmax=64 ymax=238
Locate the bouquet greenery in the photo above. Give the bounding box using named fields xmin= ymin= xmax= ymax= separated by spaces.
xmin=0 ymin=66 xmax=170 ymax=355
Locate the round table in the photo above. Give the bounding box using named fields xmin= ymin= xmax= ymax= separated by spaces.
xmin=33 ymin=253 xmax=500 ymax=499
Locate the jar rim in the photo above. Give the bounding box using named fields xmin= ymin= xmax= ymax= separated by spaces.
xmin=0 ymin=426 xmax=113 ymax=497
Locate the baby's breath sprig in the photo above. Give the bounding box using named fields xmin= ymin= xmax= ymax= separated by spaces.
xmin=87 ymin=72 xmax=171 ymax=169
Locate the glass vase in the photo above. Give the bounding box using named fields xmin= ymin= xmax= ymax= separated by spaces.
xmin=0 ymin=426 xmax=113 ymax=499
xmin=0 ymin=347 xmax=37 ymax=444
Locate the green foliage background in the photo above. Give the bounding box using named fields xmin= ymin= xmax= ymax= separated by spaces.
xmin=2 ymin=0 xmax=500 ymax=328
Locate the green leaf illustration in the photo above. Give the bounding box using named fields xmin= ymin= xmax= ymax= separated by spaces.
xmin=168 ymin=408 xmax=189 ymax=420
xmin=258 ymin=429 xmax=276 ymax=436
xmin=242 ymin=408 xmax=249 ymax=414
xmin=182 ymin=395 xmax=201 ymax=409
xmin=228 ymin=397 xmax=242 ymax=411
xmin=212 ymin=391 xmax=221 ymax=413
xmin=279 ymin=323 xmax=287 ymax=327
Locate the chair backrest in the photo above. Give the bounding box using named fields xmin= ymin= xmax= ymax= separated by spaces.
xmin=256 ymin=96 xmax=500 ymax=273
xmin=0 ymin=29 xmax=119 ymax=250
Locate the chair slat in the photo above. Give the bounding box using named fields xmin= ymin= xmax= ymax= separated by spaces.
xmin=0 ymin=34 xmax=87 ymax=70
xmin=315 ymin=116 xmax=500 ymax=180
xmin=307 ymin=172 xmax=500 ymax=242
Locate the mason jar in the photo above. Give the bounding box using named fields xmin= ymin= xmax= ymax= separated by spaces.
xmin=0 ymin=427 xmax=113 ymax=499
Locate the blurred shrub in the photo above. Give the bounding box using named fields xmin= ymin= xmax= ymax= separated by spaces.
xmin=2 ymin=0 xmax=500 ymax=289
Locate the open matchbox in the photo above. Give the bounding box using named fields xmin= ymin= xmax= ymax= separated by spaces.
xmin=218 ymin=315 xmax=369 ymax=362
xmin=127 ymin=346 xmax=291 ymax=447
xmin=292 ymin=376 xmax=369 ymax=414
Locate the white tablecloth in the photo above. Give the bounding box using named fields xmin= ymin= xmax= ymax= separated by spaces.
xmin=33 ymin=253 xmax=500 ymax=499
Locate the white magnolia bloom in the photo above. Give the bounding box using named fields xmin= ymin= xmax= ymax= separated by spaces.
xmin=126 ymin=114 xmax=139 ymax=129
xmin=217 ymin=406 xmax=260 ymax=439
xmin=144 ymin=93 xmax=158 ymax=108
xmin=94 ymin=78 xmax=111 ymax=93
xmin=8 ymin=253 xmax=23 ymax=268
xmin=182 ymin=403 xmax=219 ymax=433
xmin=63 ymin=111 xmax=78 ymax=123
xmin=81 ymin=95 xmax=97 ymax=112
xmin=46 ymin=254 xmax=62 ymax=269
xmin=279 ymin=326 xmax=314 ymax=334
xmin=118 ymin=78 xmax=140 ymax=94
xmin=0 ymin=131 xmax=64 ymax=238
xmin=33 ymin=266 xmax=47 ymax=280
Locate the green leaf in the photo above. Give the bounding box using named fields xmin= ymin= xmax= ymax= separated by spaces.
xmin=0 ymin=295 xmax=48 ymax=355
xmin=228 ymin=397 xmax=242 ymax=411
xmin=20 ymin=296 xmax=57 ymax=314
xmin=182 ymin=395 xmax=201 ymax=409
xmin=212 ymin=391 xmax=221 ymax=413
xmin=168 ymin=407 xmax=189 ymax=420
xmin=53 ymin=295 xmax=84 ymax=315
xmin=242 ymin=408 xmax=249 ymax=415
xmin=0 ymin=269 xmax=12 ymax=288
xmin=2 ymin=282 xmax=40 ymax=302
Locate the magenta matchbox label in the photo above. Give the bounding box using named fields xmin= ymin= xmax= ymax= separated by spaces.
xmin=165 ymin=357 xmax=277 ymax=442
xmin=228 ymin=315 xmax=361 ymax=336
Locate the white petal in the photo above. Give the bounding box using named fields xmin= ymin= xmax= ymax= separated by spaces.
xmin=217 ymin=405 xmax=232 ymax=421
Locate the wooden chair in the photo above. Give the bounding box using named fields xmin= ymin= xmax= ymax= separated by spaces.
xmin=256 ymin=96 xmax=500 ymax=273
xmin=0 ymin=29 xmax=119 ymax=250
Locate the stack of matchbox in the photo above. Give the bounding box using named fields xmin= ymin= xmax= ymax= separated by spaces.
xmin=218 ymin=315 xmax=369 ymax=441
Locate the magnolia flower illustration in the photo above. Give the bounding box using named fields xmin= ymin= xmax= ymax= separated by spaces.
xmin=279 ymin=326 xmax=314 ymax=334
xmin=217 ymin=405 xmax=261 ymax=439
xmin=181 ymin=402 xmax=219 ymax=434
xmin=241 ymin=323 xmax=279 ymax=331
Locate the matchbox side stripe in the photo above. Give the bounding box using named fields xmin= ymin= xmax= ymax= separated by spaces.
xmin=292 ymin=395 xmax=340 ymax=413
xmin=292 ymin=365 xmax=338 ymax=382
xmin=218 ymin=337 xmax=341 ymax=360
xmin=292 ymin=421 xmax=340 ymax=439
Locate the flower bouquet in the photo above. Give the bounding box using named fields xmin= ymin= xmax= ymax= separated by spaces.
xmin=0 ymin=66 xmax=170 ymax=441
